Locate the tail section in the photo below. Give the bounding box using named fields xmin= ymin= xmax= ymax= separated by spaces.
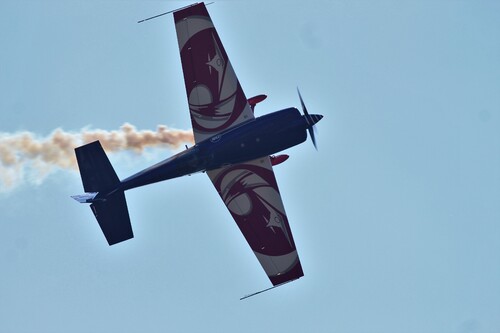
xmin=89 ymin=192 xmax=133 ymax=245
xmin=73 ymin=141 xmax=134 ymax=245
xmin=71 ymin=192 xmax=99 ymax=203
xmin=75 ymin=141 xmax=120 ymax=193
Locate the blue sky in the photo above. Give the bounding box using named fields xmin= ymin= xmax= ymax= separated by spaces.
xmin=1 ymin=1 xmax=500 ymax=332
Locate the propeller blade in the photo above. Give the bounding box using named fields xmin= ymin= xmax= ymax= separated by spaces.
xmin=297 ymin=87 xmax=319 ymax=150
xmin=297 ymin=87 xmax=309 ymax=116
xmin=308 ymin=127 xmax=318 ymax=150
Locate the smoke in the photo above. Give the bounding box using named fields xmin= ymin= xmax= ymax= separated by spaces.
xmin=0 ymin=123 xmax=194 ymax=191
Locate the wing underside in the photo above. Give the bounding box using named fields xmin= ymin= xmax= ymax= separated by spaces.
xmin=175 ymin=3 xmax=303 ymax=286
xmin=173 ymin=3 xmax=254 ymax=143
xmin=208 ymin=157 xmax=304 ymax=286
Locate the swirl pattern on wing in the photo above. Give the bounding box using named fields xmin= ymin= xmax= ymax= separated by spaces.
xmin=174 ymin=5 xmax=254 ymax=143
xmin=210 ymin=160 xmax=296 ymax=256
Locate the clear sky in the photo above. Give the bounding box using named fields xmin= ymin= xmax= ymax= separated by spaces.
xmin=1 ymin=1 xmax=500 ymax=332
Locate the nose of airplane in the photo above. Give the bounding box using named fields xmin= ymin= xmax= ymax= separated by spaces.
xmin=305 ymin=114 xmax=323 ymax=127
xmin=310 ymin=114 xmax=323 ymax=125
xmin=302 ymin=113 xmax=323 ymax=150
xmin=296 ymin=88 xmax=323 ymax=149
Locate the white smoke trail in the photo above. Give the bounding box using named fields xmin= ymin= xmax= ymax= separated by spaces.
xmin=0 ymin=123 xmax=194 ymax=192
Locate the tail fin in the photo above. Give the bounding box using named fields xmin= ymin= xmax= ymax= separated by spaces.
xmin=73 ymin=141 xmax=134 ymax=245
xmin=89 ymin=192 xmax=133 ymax=245
xmin=75 ymin=141 xmax=120 ymax=193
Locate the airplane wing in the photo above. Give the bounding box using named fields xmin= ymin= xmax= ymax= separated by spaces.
xmin=208 ymin=157 xmax=304 ymax=286
xmin=175 ymin=3 xmax=303 ymax=286
xmin=173 ymin=3 xmax=255 ymax=143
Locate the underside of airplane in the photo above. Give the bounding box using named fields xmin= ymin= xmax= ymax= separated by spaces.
xmin=72 ymin=2 xmax=323 ymax=298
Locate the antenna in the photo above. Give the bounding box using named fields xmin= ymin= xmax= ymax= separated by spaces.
xmin=137 ymin=2 xmax=215 ymax=24
xmin=240 ymin=278 xmax=300 ymax=300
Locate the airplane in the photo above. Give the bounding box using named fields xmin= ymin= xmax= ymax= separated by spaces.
xmin=72 ymin=2 xmax=323 ymax=298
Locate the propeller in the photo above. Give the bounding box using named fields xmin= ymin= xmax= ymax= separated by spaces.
xmin=297 ymin=87 xmax=321 ymax=150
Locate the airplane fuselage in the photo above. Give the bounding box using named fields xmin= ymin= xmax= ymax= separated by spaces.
xmin=114 ymin=107 xmax=322 ymax=194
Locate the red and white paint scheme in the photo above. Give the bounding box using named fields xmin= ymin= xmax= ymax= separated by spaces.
xmin=174 ymin=4 xmax=303 ymax=287
xmin=73 ymin=2 xmax=323 ymax=299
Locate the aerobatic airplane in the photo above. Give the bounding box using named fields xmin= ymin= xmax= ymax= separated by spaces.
xmin=72 ymin=2 xmax=323 ymax=298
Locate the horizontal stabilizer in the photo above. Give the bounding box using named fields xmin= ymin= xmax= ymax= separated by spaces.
xmin=74 ymin=140 xmax=133 ymax=245
xmin=91 ymin=191 xmax=133 ymax=245
xmin=75 ymin=141 xmax=120 ymax=193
